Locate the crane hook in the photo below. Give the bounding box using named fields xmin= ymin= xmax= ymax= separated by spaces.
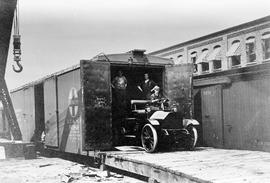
xmin=12 ymin=60 xmax=23 ymax=73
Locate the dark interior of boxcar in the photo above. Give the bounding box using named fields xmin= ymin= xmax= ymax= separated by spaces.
xmin=110 ymin=64 xmax=164 ymax=145
xmin=110 ymin=65 xmax=164 ymax=101
xmin=31 ymin=83 xmax=45 ymax=150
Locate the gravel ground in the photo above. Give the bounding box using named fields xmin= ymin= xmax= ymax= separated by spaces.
xmin=0 ymin=156 xmax=145 ymax=183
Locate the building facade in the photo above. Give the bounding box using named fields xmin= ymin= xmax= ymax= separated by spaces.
xmin=150 ymin=16 xmax=270 ymax=75
xmin=150 ymin=16 xmax=270 ymax=152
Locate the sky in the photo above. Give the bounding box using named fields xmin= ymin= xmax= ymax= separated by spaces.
xmin=5 ymin=0 xmax=270 ymax=89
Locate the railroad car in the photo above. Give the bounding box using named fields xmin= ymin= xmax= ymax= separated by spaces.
xmin=10 ymin=49 xmax=199 ymax=154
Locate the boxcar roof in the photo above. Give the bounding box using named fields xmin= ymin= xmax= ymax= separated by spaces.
xmin=10 ymin=64 xmax=80 ymax=93
xmin=91 ymin=52 xmax=173 ymax=65
xmin=11 ymin=51 xmax=171 ymax=93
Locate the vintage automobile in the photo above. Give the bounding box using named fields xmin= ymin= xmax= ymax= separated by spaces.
xmin=120 ymin=98 xmax=199 ymax=152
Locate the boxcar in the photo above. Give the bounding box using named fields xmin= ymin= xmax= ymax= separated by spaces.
xmin=11 ymin=50 xmax=196 ymax=154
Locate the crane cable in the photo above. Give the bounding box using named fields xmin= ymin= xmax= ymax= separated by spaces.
xmin=13 ymin=0 xmax=23 ymax=73
xmin=14 ymin=1 xmax=19 ymax=36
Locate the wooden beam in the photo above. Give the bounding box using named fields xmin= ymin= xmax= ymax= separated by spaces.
xmin=194 ymin=76 xmax=231 ymax=87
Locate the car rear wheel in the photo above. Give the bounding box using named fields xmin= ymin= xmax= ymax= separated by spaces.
xmin=141 ymin=124 xmax=158 ymax=153
xmin=184 ymin=126 xmax=198 ymax=150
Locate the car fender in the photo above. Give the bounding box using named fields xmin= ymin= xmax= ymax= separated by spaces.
xmin=148 ymin=119 xmax=160 ymax=126
xmin=183 ymin=119 xmax=199 ymax=127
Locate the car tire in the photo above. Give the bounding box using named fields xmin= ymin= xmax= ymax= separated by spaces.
xmin=141 ymin=123 xmax=158 ymax=153
xmin=184 ymin=125 xmax=198 ymax=150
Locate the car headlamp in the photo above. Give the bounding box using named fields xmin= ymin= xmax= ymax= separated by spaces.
xmin=172 ymin=106 xmax=177 ymax=112
xmin=145 ymin=107 xmax=151 ymax=113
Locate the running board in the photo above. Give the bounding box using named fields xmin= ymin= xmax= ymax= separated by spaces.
xmin=124 ymin=135 xmax=136 ymax=138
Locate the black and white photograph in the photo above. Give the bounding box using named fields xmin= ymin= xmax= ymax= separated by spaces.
xmin=0 ymin=0 xmax=270 ymax=182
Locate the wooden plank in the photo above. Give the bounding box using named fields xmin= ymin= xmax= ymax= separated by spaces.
xmin=104 ymin=154 xmax=209 ymax=183
xmin=102 ymin=147 xmax=270 ymax=183
xmin=194 ymin=76 xmax=231 ymax=87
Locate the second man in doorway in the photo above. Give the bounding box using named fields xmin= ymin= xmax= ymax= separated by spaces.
xmin=137 ymin=73 xmax=158 ymax=100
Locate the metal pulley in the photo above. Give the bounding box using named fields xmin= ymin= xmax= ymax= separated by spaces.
xmin=13 ymin=35 xmax=22 ymax=72
xmin=13 ymin=35 xmax=21 ymax=50
xmin=12 ymin=3 xmax=23 ymax=73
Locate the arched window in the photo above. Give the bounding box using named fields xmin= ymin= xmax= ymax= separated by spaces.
xmin=174 ymin=55 xmax=183 ymax=65
xmin=262 ymin=32 xmax=270 ymax=60
xmin=197 ymin=49 xmax=209 ymax=72
xmin=214 ymin=45 xmax=221 ymax=49
xmin=190 ymin=51 xmax=197 ymax=72
xmin=227 ymin=40 xmax=241 ymax=67
xmin=208 ymin=45 xmax=222 ymax=70
xmin=246 ymin=36 xmax=256 ymax=63
xmin=197 ymin=49 xmax=209 ymax=63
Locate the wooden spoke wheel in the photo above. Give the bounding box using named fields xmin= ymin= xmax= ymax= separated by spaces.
xmin=141 ymin=124 xmax=158 ymax=153
xmin=185 ymin=126 xmax=198 ymax=150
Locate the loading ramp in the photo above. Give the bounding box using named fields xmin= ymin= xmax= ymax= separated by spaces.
xmin=100 ymin=147 xmax=270 ymax=183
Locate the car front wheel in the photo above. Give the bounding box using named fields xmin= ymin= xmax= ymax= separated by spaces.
xmin=141 ymin=124 xmax=158 ymax=153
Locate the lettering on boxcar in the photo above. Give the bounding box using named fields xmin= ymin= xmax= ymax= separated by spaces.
xmin=93 ymin=97 xmax=107 ymax=108
xmin=68 ymin=118 xmax=80 ymax=140
xmin=68 ymin=87 xmax=79 ymax=118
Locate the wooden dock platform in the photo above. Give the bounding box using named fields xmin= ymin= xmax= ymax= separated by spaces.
xmin=100 ymin=147 xmax=270 ymax=183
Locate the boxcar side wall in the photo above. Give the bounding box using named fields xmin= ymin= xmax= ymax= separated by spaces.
xmin=43 ymin=77 xmax=59 ymax=147
xmin=10 ymin=87 xmax=36 ymax=142
xmin=56 ymin=68 xmax=82 ymax=154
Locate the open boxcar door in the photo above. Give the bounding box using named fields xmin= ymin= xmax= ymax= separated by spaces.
xmin=80 ymin=60 xmax=112 ymax=151
xmin=164 ymin=63 xmax=193 ymax=118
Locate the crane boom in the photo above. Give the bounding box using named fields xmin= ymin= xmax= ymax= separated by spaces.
xmin=0 ymin=0 xmax=22 ymax=140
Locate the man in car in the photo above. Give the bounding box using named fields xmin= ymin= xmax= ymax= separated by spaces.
xmin=137 ymin=73 xmax=158 ymax=100
xmin=150 ymin=85 xmax=161 ymax=101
